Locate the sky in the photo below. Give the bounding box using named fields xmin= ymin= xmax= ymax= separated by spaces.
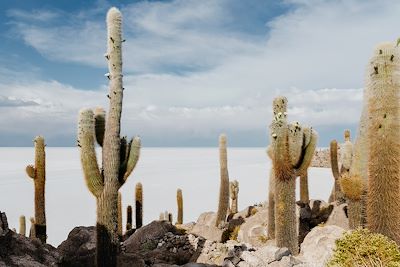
xmin=0 ymin=0 xmax=399 ymax=147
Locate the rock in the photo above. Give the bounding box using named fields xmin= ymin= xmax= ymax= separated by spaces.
xmin=196 ymin=212 xmax=217 ymax=227
xmin=237 ymin=207 xmax=268 ymax=247
xmin=240 ymin=251 xmax=264 ymax=266
xmin=57 ymin=226 xmax=96 ymax=267
xmin=252 ymin=245 xmax=281 ymax=264
xmin=274 ymin=247 xmax=290 ymax=261
xmin=326 ymin=203 xmax=349 ymax=230
xmin=0 ymin=212 xmax=60 ymax=266
xmin=190 ymin=224 xmax=224 ymax=243
xmin=298 ymin=225 xmax=345 ymax=266
xmin=178 ymin=222 xmax=196 ymax=233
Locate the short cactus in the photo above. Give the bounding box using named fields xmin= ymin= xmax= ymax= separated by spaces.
xmin=19 ymin=215 xmax=26 ymax=236
xmin=135 ymin=182 xmax=143 ymax=229
xmin=26 ymin=136 xmax=46 ymax=243
xmin=77 ymin=7 xmax=141 ymax=267
xmin=229 ymin=180 xmax=239 ymax=214
xmin=176 ymin=188 xmax=183 ymax=225
xmin=159 ymin=213 xmax=165 ymax=221
xmin=269 ymin=96 xmax=318 ymax=255
xmin=340 ymin=173 xmax=365 ymax=229
xmin=215 ymin=134 xmax=230 ymax=227
xmin=367 ymin=42 xmax=400 ymax=245
xmin=126 ymin=205 xmax=132 ymax=231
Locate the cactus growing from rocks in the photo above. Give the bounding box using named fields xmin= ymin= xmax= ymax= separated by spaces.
xmin=26 ymin=136 xmax=46 ymax=243
xmin=269 ymin=96 xmax=318 ymax=255
xmin=267 ymin=146 xmax=275 ymax=239
xmin=77 ymin=7 xmax=141 ymax=267
xmin=19 ymin=215 xmax=26 ymax=236
xmin=229 ymin=180 xmax=239 ymax=215
xmin=215 ymin=134 xmax=230 ymax=227
xmin=367 ymin=42 xmax=400 ymax=245
xmin=340 ymin=173 xmax=364 ymax=229
xmin=177 ymin=188 xmax=183 ymax=224
xmin=29 ymin=217 xmax=35 ymax=238
xmin=159 ymin=213 xmax=165 ymax=221
xmin=126 ymin=205 xmax=132 ymax=231
xmin=135 ymin=182 xmax=143 ymax=229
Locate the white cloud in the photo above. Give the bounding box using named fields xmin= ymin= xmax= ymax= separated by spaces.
xmin=3 ymin=0 xmax=400 ymax=145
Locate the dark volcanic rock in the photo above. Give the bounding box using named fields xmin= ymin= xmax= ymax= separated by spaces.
xmin=57 ymin=226 xmax=96 ymax=267
xmin=0 ymin=211 xmax=60 ymax=267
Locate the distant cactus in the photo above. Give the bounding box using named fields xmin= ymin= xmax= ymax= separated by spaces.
xmin=135 ymin=182 xmax=143 ymax=229
xmin=19 ymin=215 xmax=26 ymax=236
xmin=229 ymin=180 xmax=239 ymax=214
xmin=168 ymin=213 xmax=173 ymax=223
xmin=77 ymin=7 xmax=141 ymax=267
xmin=126 ymin=205 xmax=132 ymax=231
xmin=26 ymin=136 xmax=46 ymax=243
xmin=118 ymin=192 xmax=122 ymax=237
xmin=329 ymin=140 xmax=343 ymax=203
xmin=269 ymin=96 xmax=318 ymax=255
xmin=159 ymin=213 xmax=165 ymax=221
xmin=29 ymin=217 xmax=35 ymax=238
xmin=340 ymin=173 xmax=364 ymax=229
xmin=215 ymin=134 xmax=230 ymax=227
xmin=367 ymin=42 xmax=400 ymax=245
xmin=177 ymin=188 xmax=183 ymax=224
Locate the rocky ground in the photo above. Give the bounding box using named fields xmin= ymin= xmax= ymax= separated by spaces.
xmin=0 ymin=200 xmax=348 ymax=267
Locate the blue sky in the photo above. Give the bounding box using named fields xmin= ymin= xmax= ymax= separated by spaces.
xmin=0 ymin=0 xmax=399 ymax=146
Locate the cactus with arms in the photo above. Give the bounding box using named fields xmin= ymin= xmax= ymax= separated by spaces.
xmin=367 ymin=42 xmax=400 ymax=245
xmin=78 ymin=7 xmax=141 ymax=267
xmin=269 ymin=96 xmax=318 ymax=255
xmin=215 ymin=134 xmax=230 ymax=227
xmin=26 ymin=136 xmax=46 ymax=243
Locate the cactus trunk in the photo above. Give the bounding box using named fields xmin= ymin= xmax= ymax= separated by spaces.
xmin=299 ymin=172 xmax=309 ymax=203
xmin=367 ymin=42 xmax=400 ymax=245
xmin=177 ymin=189 xmax=183 ymax=224
xmin=126 ymin=205 xmax=132 ymax=231
xmin=19 ymin=216 xmax=26 ymax=236
xmin=135 ymin=182 xmax=143 ymax=229
xmin=215 ymin=134 xmax=230 ymax=227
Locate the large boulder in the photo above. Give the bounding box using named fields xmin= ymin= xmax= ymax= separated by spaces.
xmin=298 ymin=225 xmax=345 ymax=266
xmin=237 ymin=207 xmax=269 ymax=247
xmin=189 ymin=212 xmax=224 ymax=242
xmin=0 ymin=211 xmax=60 ymax=267
xmin=57 ymin=226 xmax=96 ymax=267
xmin=325 ymin=203 xmax=349 ymax=230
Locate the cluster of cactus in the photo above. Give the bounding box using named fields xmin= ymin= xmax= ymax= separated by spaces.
xmin=77 ymin=7 xmax=141 ymax=267
xmin=26 ymin=136 xmax=47 ymax=243
xmin=269 ymin=96 xmax=317 ymax=255
xmin=215 ymin=134 xmax=230 ymax=227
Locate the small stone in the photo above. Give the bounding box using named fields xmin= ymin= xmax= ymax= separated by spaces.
xmin=275 ymin=247 xmax=290 ymax=261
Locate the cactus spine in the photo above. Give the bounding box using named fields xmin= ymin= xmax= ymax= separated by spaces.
xmin=126 ymin=205 xmax=132 ymax=231
xmin=177 ymin=188 xmax=183 ymax=225
xmin=215 ymin=134 xmax=230 ymax=227
xmin=26 ymin=136 xmax=46 ymax=243
xmin=367 ymin=42 xmax=400 ymax=245
xmin=117 ymin=192 xmax=122 ymax=237
xmin=135 ymin=182 xmax=143 ymax=229
xmin=19 ymin=215 xmax=26 ymax=236
xmin=77 ymin=7 xmax=141 ymax=267
xmin=229 ymin=180 xmax=239 ymax=214
xmin=269 ymin=96 xmax=317 ymax=255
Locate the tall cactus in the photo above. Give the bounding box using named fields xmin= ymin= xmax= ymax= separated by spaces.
xmin=267 ymin=146 xmax=275 ymax=239
xmin=26 ymin=136 xmax=46 ymax=243
xmin=215 ymin=134 xmax=230 ymax=227
xmin=367 ymin=42 xmax=400 ymax=245
xmin=126 ymin=205 xmax=132 ymax=231
xmin=19 ymin=215 xmax=26 ymax=236
xmin=269 ymin=96 xmax=318 ymax=255
xmin=78 ymin=7 xmax=141 ymax=267
xmin=177 ymin=188 xmax=183 ymax=225
xmin=229 ymin=180 xmax=239 ymax=214
xmin=135 ymin=182 xmax=143 ymax=229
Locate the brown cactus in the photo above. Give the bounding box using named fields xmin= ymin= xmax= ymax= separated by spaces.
xmin=135 ymin=182 xmax=143 ymax=229
xmin=19 ymin=215 xmax=26 ymax=236
xmin=215 ymin=134 xmax=230 ymax=227
xmin=177 ymin=188 xmax=183 ymax=224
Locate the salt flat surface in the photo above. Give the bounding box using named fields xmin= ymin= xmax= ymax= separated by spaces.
xmin=0 ymin=147 xmax=333 ymax=246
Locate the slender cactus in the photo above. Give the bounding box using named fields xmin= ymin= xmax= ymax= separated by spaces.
xmin=117 ymin=192 xmax=122 ymax=237
xmin=135 ymin=182 xmax=143 ymax=229
xmin=215 ymin=134 xmax=230 ymax=227
xmin=26 ymin=136 xmax=46 ymax=243
xmin=29 ymin=217 xmax=35 ymax=238
xmin=19 ymin=215 xmax=26 ymax=236
xmin=126 ymin=205 xmax=132 ymax=231
xmin=177 ymin=188 xmax=183 ymax=224
xmin=229 ymin=180 xmax=239 ymax=215
xmin=367 ymin=42 xmax=400 ymax=245
xmin=299 ymin=172 xmax=309 ymax=203
xmin=168 ymin=213 xmax=173 ymax=223
xmin=269 ymin=96 xmax=317 ymax=255
xmin=77 ymin=7 xmax=141 ymax=267
xmin=267 ymin=147 xmax=275 ymax=239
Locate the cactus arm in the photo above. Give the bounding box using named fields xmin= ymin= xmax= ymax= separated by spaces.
xmin=94 ymin=107 xmax=106 ymax=147
xmin=330 ymin=140 xmax=340 ymax=180
xmin=78 ymin=109 xmax=104 ymax=197
xmin=295 ymin=130 xmax=318 ymax=177
xmin=121 ymin=136 xmax=141 ymax=185
xmin=26 ymin=165 xmax=35 ymax=179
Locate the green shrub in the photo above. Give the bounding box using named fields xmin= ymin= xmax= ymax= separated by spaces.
xmin=327 ymin=228 xmax=400 ymax=267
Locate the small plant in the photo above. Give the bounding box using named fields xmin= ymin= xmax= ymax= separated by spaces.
xmin=327 ymin=228 xmax=400 ymax=267
xmin=229 ymin=226 xmax=240 ymax=241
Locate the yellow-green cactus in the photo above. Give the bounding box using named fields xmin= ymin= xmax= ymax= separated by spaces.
xmin=26 ymin=136 xmax=46 ymax=243
xmin=215 ymin=134 xmax=230 ymax=227
xmin=229 ymin=180 xmax=239 ymax=215
xmin=19 ymin=215 xmax=26 ymax=236
xmin=177 ymin=188 xmax=183 ymax=225
xmin=77 ymin=7 xmax=141 ymax=267
xmin=367 ymin=42 xmax=400 ymax=245
xmin=340 ymin=173 xmax=365 ymax=229
xmin=269 ymin=96 xmax=318 ymax=255
xmin=135 ymin=182 xmax=143 ymax=229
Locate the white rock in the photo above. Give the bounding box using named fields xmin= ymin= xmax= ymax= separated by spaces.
xmin=325 ymin=203 xmax=349 ymax=230
xmin=240 ymin=251 xmax=264 ymax=267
